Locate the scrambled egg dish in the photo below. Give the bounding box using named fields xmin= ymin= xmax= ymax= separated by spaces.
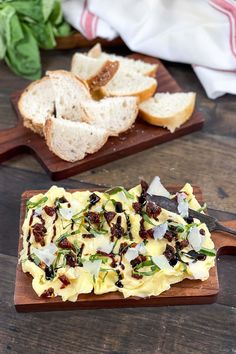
xmin=20 ymin=178 xmax=216 ymax=302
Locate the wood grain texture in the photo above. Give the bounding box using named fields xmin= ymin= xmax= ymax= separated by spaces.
xmin=0 ymin=55 xmax=204 ymax=181
xmin=0 ymin=47 xmax=235 ymax=354
xmin=14 ymin=187 xmax=236 ymax=312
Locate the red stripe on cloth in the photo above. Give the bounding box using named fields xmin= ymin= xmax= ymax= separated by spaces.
xmin=209 ymin=0 xmax=236 ymax=57
xmin=80 ymin=0 xmax=87 ymax=35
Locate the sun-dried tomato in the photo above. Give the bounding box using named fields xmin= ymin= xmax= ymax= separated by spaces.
xmin=58 ymin=238 xmax=75 ymax=251
xmin=66 ymin=252 xmax=77 ymax=267
xmin=104 ymin=211 xmax=116 ymax=225
xmin=32 ymin=223 xmax=47 ymax=246
xmin=131 ymin=273 xmax=143 ymax=280
xmin=44 ymin=206 xmax=56 ymax=217
xmin=86 ymin=211 xmax=100 ymax=224
xmin=89 ymin=193 xmax=101 ymax=207
xmin=82 ymin=233 xmax=95 ymax=239
xmin=176 ymin=239 xmax=189 ymax=250
xmin=146 ymin=201 xmax=161 ymax=220
xmin=130 ymin=255 xmax=146 ymax=268
xmin=110 ymin=215 xmax=124 ymax=240
xmin=132 ymin=202 xmax=142 ymax=214
xmin=118 ymin=242 xmax=129 ymax=255
xmin=41 ymin=287 xmax=54 ymax=298
xmin=138 ymin=180 xmax=149 ymax=205
xmin=59 ymin=275 xmax=70 ymax=288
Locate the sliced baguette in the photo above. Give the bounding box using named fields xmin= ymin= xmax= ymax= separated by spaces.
xmin=44 ymin=117 xmax=109 ymax=162
xmin=18 ymin=77 xmax=54 ymax=136
xmin=100 ymin=70 xmax=157 ymax=102
xmin=88 ymin=43 xmax=158 ymax=77
xmin=139 ymin=92 xmax=196 ymax=133
xmin=81 ymin=96 xmax=139 ymax=136
xmin=46 ymin=70 xmax=91 ymax=121
xmin=71 ymin=53 xmax=119 ymax=90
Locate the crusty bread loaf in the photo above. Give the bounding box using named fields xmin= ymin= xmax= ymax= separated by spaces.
xmin=44 ymin=116 xmax=109 ymax=162
xmin=71 ymin=53 xmax=119 ymax=90
xmin=88 ymin=43 xmax=158 ymax=77
xmin=81 ymin=96 xmax=139 ymax=136
xmin=18 ymin=77 xmax=55 ymax=136
xmin=47 ymin=70 xmax=91 ymax=121
xmin=139 ymin=92 xmax=196 ymax=133
xmin=100 ymin=70 xmax=157 ymax=102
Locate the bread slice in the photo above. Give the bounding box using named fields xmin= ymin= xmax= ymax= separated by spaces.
xmin=44 ymin=117 xmax=109 ymax=162
xmin=100 ymin=70 xmax=157 ymax=102
xmin=46 ymin=70 xmax=91 ymax=121
xmin=71 ymin=53 xmax=119 ymax=90
xmin=18 ymin=77 xmax=55 ymax=136
xmin=88 ymin=43 xmax=158 ymax=77
xmin=139 ymin=92 xmax=196 ymax=133
xmin=81 ymin=96 xmax=139 ymax=136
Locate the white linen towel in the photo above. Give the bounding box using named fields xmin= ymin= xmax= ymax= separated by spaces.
xmin=62 ymin=0 xmax=236 ymax=99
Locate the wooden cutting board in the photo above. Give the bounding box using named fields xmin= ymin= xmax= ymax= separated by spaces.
xmin=0 ymin=54 xmax=204 ymax=181
xmin=14 ymin=186 xmax=236 ymax=312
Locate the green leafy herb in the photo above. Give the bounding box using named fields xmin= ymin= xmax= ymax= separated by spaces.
xmin=197 ymin=203 xmax=207 ymax=213
xmin=199 ymin=247 xmax=216 ymax=257
xmin=30 ymin=253 xmax=41 ymax=266
xmin=133 ymin=259 xmax=160 ymax=276
xmin=56 ymin=229 xmax=80 ymax=245
xmin=105 ymin=186 xmax=134 ymax=199
xmin=142 ymin=212 xmax=155 ymax=226
xmin=89 ymin=254 xmax=109 ymax=264
xmin=26 ymin=196 xmax=48 ymax=210
xmin=0 ymin=0 xmax=71 ymax=80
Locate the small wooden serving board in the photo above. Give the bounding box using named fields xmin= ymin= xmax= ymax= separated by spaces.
xmin=0 ymin=54 xmax=204 ymax=181
xmin=14 ymin=187 xmax=236 ymax=312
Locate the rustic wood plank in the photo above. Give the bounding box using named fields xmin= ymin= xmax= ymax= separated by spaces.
xmin=14 ymin=186 xmax=236 ymax=312
xmin=0 ymin=55 xmax=204 ymax=180
xmin=0 ymin=253 xmax=235 ymax=354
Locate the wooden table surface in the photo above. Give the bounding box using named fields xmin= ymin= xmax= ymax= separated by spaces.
xmin=0 ymin=48 xmax=235 ymax=354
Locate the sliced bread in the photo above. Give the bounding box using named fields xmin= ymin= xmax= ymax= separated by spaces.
xmin=44 ymin=117 xmax=109 ymax=162
xmin=139 ymin=92 xmax=196 ymax=133
xmin=81 ymin=96 xmax=139 ymax=136
xmin=100 ymin=70 xmax=157 ymax=102
xmin=88 ymin=43 xmax=158 ymax=77
xmin=18 ymin=77 xmax=55 ymax=136
xmin=46 ymin=70 xmax=91 ymax=121
xmin=71 ymin=53 xmax=119 ymax=90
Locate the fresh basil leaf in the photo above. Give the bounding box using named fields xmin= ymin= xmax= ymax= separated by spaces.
xmin=26 ymin=196 xmax=48 ymax=210
xmin=105 ymin=186 xmax=134 ymax=199
xmin=199 ymin=247 xmax=216 ymax=256
xmin=142 ymin=212 xmax=155 ymax=226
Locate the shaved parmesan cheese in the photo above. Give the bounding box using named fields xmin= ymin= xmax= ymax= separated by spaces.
xmin=152 ymin=255 xmax=172 ymax=270
xmin=177 ymin=192 xmax=189 ymax=217
xmin=31 ymin=243 xmax=57 ymax=267
xmin=124 ymin=243 xmax=147 ymax=262
xmin=147 ymin=176 xmax=170 ymax=198
xmin=153 ymin=222 xmax=168 ymax=240
xmin=59 ymin=199 xmax=81 ymax=220
xmin=188 ymin=262 xmax=209 ymax=280
xmin=34 ymin=207 xmax=42 ymax=216
xmin=125 ymin=247 xmax=139 ymax=262
xmin=97 ymin=240 xmax=114 ymax=254
xmin=83 ymin=260 xmax=102 ymax=278
xmin=188 ymin=226 xmax=204 ymax=252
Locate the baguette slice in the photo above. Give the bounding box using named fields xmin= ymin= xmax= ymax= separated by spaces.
xmin=101 ymin=70 xmax=157 ymax=102
xmin=44 ymin=117 xmax=109 ymax=162
xmin=88 ymin=43 xmax=158 ymax=77
xmin=81 ymin=96 xmax=139 ymax=136
xmin=18 ymin=77 xmax=54 ymax=136
xmin=139 ymin=92 xmax=196 ymax=133
xmin=71 ymin=53 xmax=119 ymax=90
xmin=47 ymin=70 xmax=91 ymax=121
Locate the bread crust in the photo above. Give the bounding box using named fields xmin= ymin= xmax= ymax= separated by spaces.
xmin=87 ymin=60 xmax=119 ymax=91
xmin=101 ymin=79 xmax=157 ymax=102
xmin=139 ymin=93 xmax=196 ymax=133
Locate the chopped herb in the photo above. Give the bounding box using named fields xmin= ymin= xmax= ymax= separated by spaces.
xmin=197 ymin=203 xmax=207 ymax=213
xmin=30 ymin=253 xmax=41 ymax=266
xmin=56 ymin=229 xmax=81 ymax=245
xmin=133 ymin=259 xmax=160 ymax=276
xmin=142 ymin=212 xmax=155 ymax=226
xmin=102 ymin=271 xmax=108 ymax=282
xmin=89 ymin=254 xmax=109 ymax=264
xmin=26 ymin=196 xmax=48 ymax=210
xmin=199 ymin=247 xmax=216 ymax=256
xmin=105 ymin=186 xmax=134 ymax=199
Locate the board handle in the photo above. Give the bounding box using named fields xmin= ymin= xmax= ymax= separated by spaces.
xmin=0 ymin=126 xmax=27 ymax=161
xmin=214 ymin=220 xmax=236 ymax=256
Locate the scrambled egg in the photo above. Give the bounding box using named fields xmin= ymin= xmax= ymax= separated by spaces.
xmin=20 ymin=181 xmax=216 ymax=302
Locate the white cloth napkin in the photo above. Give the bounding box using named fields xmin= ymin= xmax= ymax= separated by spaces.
xmin=62 ymin=0 xmax=236 ymax=99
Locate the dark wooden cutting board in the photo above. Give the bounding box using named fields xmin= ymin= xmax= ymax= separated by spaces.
xmin=0 ymin=54 xmax=204 ymax=181
xmin=14 ymin=186 xmax=236 ymax=312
